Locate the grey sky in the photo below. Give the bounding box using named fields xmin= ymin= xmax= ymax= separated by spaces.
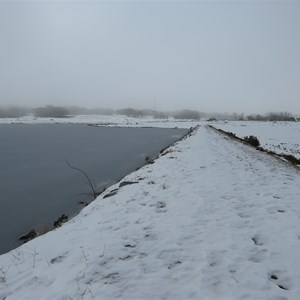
xmin=0 ymin=1 xmax=299 ymax=113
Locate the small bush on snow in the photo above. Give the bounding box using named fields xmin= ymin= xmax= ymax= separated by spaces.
xmin=244 ymin=135 xmax=260 ymax=147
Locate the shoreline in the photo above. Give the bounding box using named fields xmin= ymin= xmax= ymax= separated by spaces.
xmin=14 ymin=125 xmax=197 ymax=249
xmin=0 ymin=114 xmax=201 ymax=129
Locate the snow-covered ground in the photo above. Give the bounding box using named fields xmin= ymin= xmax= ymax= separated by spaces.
xmin=212 ymin=121 xmax=300 ymax=159
xmin=0 ymin=114 xmax=200 ymax=129
xmin=1 ymin=125 xmax=300 ymax=299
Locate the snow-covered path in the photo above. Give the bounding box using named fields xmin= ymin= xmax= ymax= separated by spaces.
xmin=1 ymin=126 xmax=300 ymax=300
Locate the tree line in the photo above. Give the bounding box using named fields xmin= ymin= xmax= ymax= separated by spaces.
xmin=0 ymin=105 xmax=298 ymax=121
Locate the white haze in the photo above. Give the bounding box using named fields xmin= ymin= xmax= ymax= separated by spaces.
xmin=0 ymin=1 xmax=299 ymax=114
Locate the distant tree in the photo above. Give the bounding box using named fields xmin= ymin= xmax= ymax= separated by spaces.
xmin=66 ymin=106 xmax=89 ymax=115
xmin=66 ymin=106 xmax=114 ymax=115
xmin=153 ymin=111 xmax=168 ymax=119
xmin=92 ymin=108 xmax=114 ymax=115
xmin=173 ymin=110 xmax=201 ymax=120
xmin=33 ymin=105 xmax=69 ymax=118
xmin=246 ymin=114 xmax=268 ymax=121
xmin=245 ymin=112 xmax=296 ymax=121
xmin=267 ymin=112 xmax=295 ymax=122
xmin=0 ymin=106 xmax=29 ymax=118
xmin=115 ymin=108 xmax=145 ymax=117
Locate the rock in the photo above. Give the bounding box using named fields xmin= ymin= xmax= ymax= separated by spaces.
xmin=103 ymin=189 xmax=118 ymax=199
xmin=53 ymin=214 xmax=68 ymax=228
xmin=18 ymin=229 xmax=37 ymax=242
xmin=119 ymin=181 xmax=138 ymax=188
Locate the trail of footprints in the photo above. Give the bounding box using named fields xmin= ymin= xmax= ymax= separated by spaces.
xmin=118 ymin=198 xmax=185 ymax=273
xmin=249 ymin=233 xmax=292 ymax=291
xmin=233 ymin=192 xmax=293 ymax=292
xmin=79 ymin=138 xmax=297 ymax=293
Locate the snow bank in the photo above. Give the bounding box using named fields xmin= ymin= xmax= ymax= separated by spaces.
xmin=213 ymin=121 xmax=300 ymax=159
xmin=0 ymin=114 xmax=201 ymax=129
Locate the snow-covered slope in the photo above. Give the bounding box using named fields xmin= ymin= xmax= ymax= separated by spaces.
xmin=213 ymin=121 xmax=300 ymax=159
xmin=1 ymin=126 xmax=300 ymax=300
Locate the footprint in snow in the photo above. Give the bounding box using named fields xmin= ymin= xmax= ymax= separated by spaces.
xmin=144 ymin=233 xmax=156 ymax=241
xmin=251 ymin=234 xmax=264 ymax=246
xmin=119 ymin=255 xmax=133 ymax=261
xmin=50 ymin=252 xmax=68 ymax=264
xmin=237 ymin=212 xmax=252 ymax=219
xmin=149 ymin=201 xmax=167 ymax=213
xmin=124 ymin=243 xmax=136 ymax=248
xmin=156 ymin=201 xmax=166 ymax=209
xmin=143 ymin=225 xmax=153 ymax=231
xmin=266 ymin=206 xmax=286 ymax=214
xmin=168 ymin=260 xmax=182 ymax=270
xmin=248 ymin=248 xmax=268 ymax=263
xmin=269 ymin=271 xmax=292 ymax=291
xmin=102 ymin=272 xmax=121 ymax=285
xmin=206 ymin=251 xmax=226 ymax=269
xmin=156 ymin=201 xmax=167 ymax=213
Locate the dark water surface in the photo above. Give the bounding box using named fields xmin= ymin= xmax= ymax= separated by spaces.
xmin=0 ymin=124 xmax=188 ymax=254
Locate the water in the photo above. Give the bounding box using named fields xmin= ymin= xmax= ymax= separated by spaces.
xmin=0 ymin=124 xmax=188 ymax=254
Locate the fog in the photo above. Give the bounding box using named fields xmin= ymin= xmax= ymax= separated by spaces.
xmin=0 ymin=1 xmax=299 ymax=114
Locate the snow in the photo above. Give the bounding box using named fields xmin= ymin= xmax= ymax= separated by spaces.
xmin=0 ymin=114 xmax=200 ymax=129
xmin=212 ymin=121 xmax=300 ymax=159
xmin=1 ymin=124 xmax=300 ymax=299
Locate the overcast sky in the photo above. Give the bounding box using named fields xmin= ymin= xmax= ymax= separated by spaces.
xmin=0 ymin=1 xmax=299 ymax=113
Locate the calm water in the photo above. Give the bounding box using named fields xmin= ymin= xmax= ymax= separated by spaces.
xmin=0 ymin=124 xmax=187 ymax=254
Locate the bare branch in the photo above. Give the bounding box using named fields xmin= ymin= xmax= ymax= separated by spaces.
xmin=66 ymin=161 xmax=97 ymax=198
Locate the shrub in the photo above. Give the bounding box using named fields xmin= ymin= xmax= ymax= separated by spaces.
xmin=153 ymin=111 xmax=168 ymax=119
xmin=244 ymin=135 xmax=260 ymax=147
xmin=268 ymin=112 xmax=295 ymax=122
xmin=228 ymin=132 xmax=236 ymax=137
xmin=173 ymin=109 xmax=201 ymax=120
xmin=115 ymin=108 xmax=145 ymax=117
xmin=281 ymin=154 xmax=300 ymax=165
xmin=33 ymin=105 xmax=69 ymax=118
xmin=0 ymin=106 xmax=29 ymax=118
